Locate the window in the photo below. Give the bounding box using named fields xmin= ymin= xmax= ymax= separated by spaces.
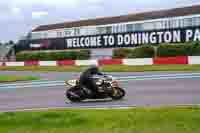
xmin=134 ymin=23 xmax=143 ymax=31
xmin=163 ymin=20 xmax=170 ymax=29
xmin=142 ymin=22 xmax=154 ymax=30
xmin=112 ymin=25 xmax=118 ymax=33
xmin=126 ymin=24 xmax=133 ymax=32
xmin=57 ymin=31 xmax=63 ymax=37
xmin=197 ymin=17 xmax=200 ymax=26
xmin=120 ymin=25 xmax=127 ymax=32
xmin=43 ymin=32 xmax=48 ymax=38
xmin=80 ymin=28 xmax=87 ymax=35
xmin=112 ymin=24 xmax=127 ymax=33
xmin=106 ymin=26 xmax=112 ymax=34
xmin=192 ymin=17 xmax=200 ymax=26
xmin=154 ymin=21 xmax=163 ymax=29
xmin=112 ymin=25 xmax=116 ymax=33
xmin=79 ymin=27 xmax=97 ymax=35
xmin=97 ymin=27 xmax=107 ymax=34
xmin=122 ymin=25 xmax=127 ymax=32
xmin=64 ymin=29 xmax=73 ymax=36
xmin=171 ymin=20 xmax=179 ymax=28
xmin=74 ymin=28 xmax=80 ymax=36
xmin=178 ymin=19 xmax=184 ymax=28
xmin=88 ymin=27 xmax=98 ymax=35
xmin=183 ymin=18 xmax=193 ymax=27
xmin=160 ymin=21 xmax=166 ymax=29
xmin=31 ymin=32 xmax=42 ymax=39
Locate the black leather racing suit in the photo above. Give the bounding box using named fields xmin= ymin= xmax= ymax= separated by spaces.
xmin=79 ymin=66 xmax=103 ymax=96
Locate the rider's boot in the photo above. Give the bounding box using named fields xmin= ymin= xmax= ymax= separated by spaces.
xmin=82 ymin=87 xmax=93 ymax=98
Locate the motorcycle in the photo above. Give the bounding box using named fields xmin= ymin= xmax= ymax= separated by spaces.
xmin=65 ymin=75 xmax=125 ymax=102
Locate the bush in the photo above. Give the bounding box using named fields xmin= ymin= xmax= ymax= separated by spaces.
xmin=156 ymin=42 xmax=200 ymax=57
xmin=128 ymin=45 xmax=155 ymax=58
xmin=188 ymin=42 xmax=200 ymax=56
xmin=113 ymin=42 xmax=200 ymax=58
xmin=156 ymin=44 xmax=189 ymax=57
xmin=78 ymin=50 xmax=91 ymax=60
xmin=112 ymin=45 xmax=155 ymax=58
xmin=16 ymin=50 xmax=90 ymax=61
xmin=113 ymin=48 xmax=132 ymax=58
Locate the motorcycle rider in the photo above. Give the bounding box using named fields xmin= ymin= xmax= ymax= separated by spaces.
xmin=79 ymin=65 xmax=104 ymax=97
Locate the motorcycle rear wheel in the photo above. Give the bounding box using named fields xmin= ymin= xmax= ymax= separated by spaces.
xmin=110 ymin=87 xmax=125 ymax=100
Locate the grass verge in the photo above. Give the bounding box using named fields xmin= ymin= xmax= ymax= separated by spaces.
xmin=0 ymin=106 xmax=200 ymax=133
xmin=0 ymin=65 xmax=200 ymax=72
xmin=0 ymin=75 xmax=39 ymax=83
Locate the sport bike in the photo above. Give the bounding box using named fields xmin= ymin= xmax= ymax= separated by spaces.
xmin=65 ymin=75 xmax=125 ymax=102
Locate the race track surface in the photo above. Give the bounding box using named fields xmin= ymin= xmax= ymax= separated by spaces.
xmin=0 ymin=71 xmax=200 ymax=112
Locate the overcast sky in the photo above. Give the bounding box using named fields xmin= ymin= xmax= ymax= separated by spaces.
xmin=0 ymin=0 xmax=200 ymax=43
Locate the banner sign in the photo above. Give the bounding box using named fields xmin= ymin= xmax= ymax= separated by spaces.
xmin=65 ymin=26 xmax=200 ymax=49
xmin=30 ymin=43 xmax=41 ymax=48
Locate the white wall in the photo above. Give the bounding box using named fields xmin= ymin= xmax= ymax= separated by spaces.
xmin=75 ymin=60 xmax=98 ymax=66
xmin=188 ymin=56 xmax=200 ymax=64
xmin=5 ymin=62 xmax=24 ymax=66
xmin=123 ymin=58 xmax=153 ymax=66
xmin=39 ymin=61 xmax=57 ymax=66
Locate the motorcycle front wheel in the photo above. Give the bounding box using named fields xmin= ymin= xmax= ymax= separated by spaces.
xmin=66 ymin=87 xmax=83 ymax=102
xmin=110 ymin=87 xmax=125 ymax=100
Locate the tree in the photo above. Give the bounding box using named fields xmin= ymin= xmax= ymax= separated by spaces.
xmin=8 ymin=40 xmax=14 ymax=45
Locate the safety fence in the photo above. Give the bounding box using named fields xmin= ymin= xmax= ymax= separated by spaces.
xmin=0 ymin=56 xmax=200 ymax=66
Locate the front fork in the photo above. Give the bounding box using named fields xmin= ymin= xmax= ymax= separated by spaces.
xmin=111 ymin=80 xmax=119 ymax=88
xmin=111 ymin=80 xmax=120 ymax=95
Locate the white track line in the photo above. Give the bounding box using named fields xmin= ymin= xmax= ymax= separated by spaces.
xmin=1 ymin=104 xmax=200 ymax=113
xmin=1 ymin=73 xmax=200 ymax=89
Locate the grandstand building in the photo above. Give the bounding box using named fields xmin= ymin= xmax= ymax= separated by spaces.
xmin=18 ymin=4 xmax=200 ymax=59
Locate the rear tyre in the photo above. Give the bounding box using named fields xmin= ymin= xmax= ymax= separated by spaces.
xmin=66 ymin=87 xmax=82 ymax=102
xmin=110 ymin=87 xmax=125 ymax=100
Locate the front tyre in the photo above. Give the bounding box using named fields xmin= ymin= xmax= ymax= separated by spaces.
xmin=110 ymin=87 xmax=125 ymax=100
xmin=66 ymin=87 xmax=82 ymax=102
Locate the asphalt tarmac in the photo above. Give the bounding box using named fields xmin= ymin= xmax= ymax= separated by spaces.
xmin=0 ymin=71 xmax=200 ymax=112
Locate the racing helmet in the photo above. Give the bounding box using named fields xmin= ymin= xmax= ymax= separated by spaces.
xmin=89 ymin=65 xmax=99 ymax=73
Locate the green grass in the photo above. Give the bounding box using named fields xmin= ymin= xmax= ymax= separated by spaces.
xmin=0 ymin=75 xmax=39 ymax=83
xmin=0 ymin=107 xmax=200 ymax=133
xmin=1 ymin=65 xmax=200 ymax=72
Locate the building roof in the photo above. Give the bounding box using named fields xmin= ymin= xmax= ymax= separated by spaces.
xmin=32 ymin=4 xmax=200 ymax=32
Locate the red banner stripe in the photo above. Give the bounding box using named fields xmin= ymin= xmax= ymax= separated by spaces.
xmin=57 ymin=60 xmax=75 ymax=66
xmin=153 ymin=56 xmax=188 ymax=65
xmin=98 ymin=59 xmax=123 ymax=65
xmin=24 ymin=61 xmax=39 ymax=66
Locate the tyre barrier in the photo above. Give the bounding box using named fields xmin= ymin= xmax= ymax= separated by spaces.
xmin=0 ymin=56 xmax=199 ymax=66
